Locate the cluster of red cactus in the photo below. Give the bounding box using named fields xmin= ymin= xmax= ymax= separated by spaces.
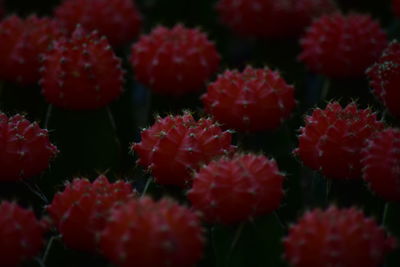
xmin=46 ymin=175 xmax=135 ymax=252
xmin=0 ymin=15 xmax=64 ymax=85
xmin=216 ymin=0 xmax=338 ymax=38
xmin=0 ymin=1 xmax=399 ymax=267
xmin=54 ymin=0 xmax=142 ymax=48
xmin=132 ymin=112 xmax=235 ymax=187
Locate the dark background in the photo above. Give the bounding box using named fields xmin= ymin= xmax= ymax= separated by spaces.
xmin=0 ymin=0 xmax=399 ymax=266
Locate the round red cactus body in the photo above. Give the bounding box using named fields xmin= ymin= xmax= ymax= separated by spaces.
xmin=54 ymin=0 xmax=141 ymax=47
xmin=361 ymin=128 xmax=400 ymax=202
xmin=132 ymin=112 xmax=235 ymax=187
xmin=284 ymin=206 xmax=397 ymax=267
xmin=202 ymin=66 xmax=296 ymax=132
xmin=47 ymin=175 xmax=135 ymax=252
xmin=216 ymin=0 xmax=337 ymax=38
xmin=100 ymin=197 xmax=204 ymax=267
xmin=0 ymin=15 xmax=64 ymax=86
xmin=366 ymin=40 xmax=400 ymax=118
xmin=299 ymin=13 xmax=388 ymax=78
xmin=188 ymin=153 xmax=285 ymax=224
xmin=294 ymin=102 xmax=384 ymax=180
xmin=130 ymin=24 xmax=220 ymax=96
xmin=40 ymin=26 xmax=124 ymax=110
xmin=0 ymin=113 xmax=58 ymax=181
xmin=0 ymin=201 xmax=45 ymax=267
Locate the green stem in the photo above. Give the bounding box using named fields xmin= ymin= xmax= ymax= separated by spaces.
xmin=236 ymin=132 xmax=246 ymax=148
xmin=382 ymin=202 xmax=390 ymax=225
xmin=42 ymin=235 xmax=61 ymax=264
xmin=35 ymin=257 xmax=46 ymax=267
xmin=326 ymin=179 xmax=332 ymax=201
xmin=43 ymin=104 xmax=53 ymax=129
xmin=106 ymin=106 xmax=121 ymax=150
xmin=141 ymin=177 xmax=153 ymax=197
xmin=226 ymin=222 xmax=245 ymax=263
xmin=283 ymin=122 xmax=293 ymax=147
xmin=273 ymin=211 xmax=285 ymax=229
xmin=381 ymin=109 xmax=388 ymax=122
xmin=321 ymin=78 xmax=330 ymax=101
xmin=106 ymin=106 xmax=117 ymax=131
xmin=310 ymin=171 xmax=329 ymax=206
xmin=22 ymin=180 xmax=48 ymax=204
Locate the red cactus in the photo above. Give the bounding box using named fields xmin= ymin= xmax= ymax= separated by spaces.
xmin=294 ymin=102 xmax=384 ymax=179
xmin=100 ymin=197 xmax=204 ymax=267
xmin=47 ymin=175 xmax=135 ymax=252
xmin=54 ymin=0 xmax=142 ymax=47
xmin=188 ymin=153 xmax=285 ymax=224
xmin=0 ymin=201 xmax=45 ymax=267
xmin=366 ymin=40 xmax=400 ymax=118
xmin=216 ymin=0 xmax=337 ymax=38
xmin=130 ymin=24 xmax=220 ymax=96
xmin=0 ymin=15 xmax=64 ymax=85
xmin=299 ymin=13 xmax=388 ymax=78
xmin=202 ymin=66 xmax=296 ymax=132
xmin=284 ymin=206 xmax=397 ymax=267
xmin=132 ymin=112 xmax=235 ymax=187
xmin=0 ymin=113 xmax=58 ymax=181
xmin=361 ymin=128 xmax=400 ymax=202
xmin=40 ymin=26 xmax=124 ymax=110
